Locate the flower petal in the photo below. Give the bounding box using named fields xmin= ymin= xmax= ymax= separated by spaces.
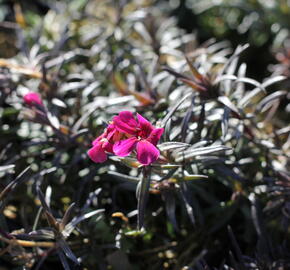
xmin=136 ymin=113 xmax=153 ymax=137
xmin=113 ymin=137 xmax=137 ymax=157
xmin=102 ymin=141 xmax=113 ymax=153
xmin=113 ymin=111 xmax=137 ymax=134
xmin=119 ymin=111 xmax=138 ymax=126
xmin=136 ymin=140 xmax=160 ymax=165
xmin=92 ymin=135 xmax=103 ymax=146
xmin=105 ymin=124 xmax=117 ymax=140
xmin=87 ymin=143 xmax=107 ymax=163
xmin=147 ymin=128 xmax=164 ymax=145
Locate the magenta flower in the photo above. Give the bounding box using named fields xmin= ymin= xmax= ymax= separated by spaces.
xmin=23 ymin=92 xmax=43 ymax=106
xmin=113 ymin=111 xmax=164 ymax=165
xmin=87 ymin=138 xmax=112 ymax=163
xmin=87 ymin=124 xmax=123 ymax=163
xmin=87 ymin=111 xmax=163 ymax=165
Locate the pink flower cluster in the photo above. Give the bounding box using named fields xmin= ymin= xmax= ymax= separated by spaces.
xmin=88 ymin=111 xmax=164 ymax=166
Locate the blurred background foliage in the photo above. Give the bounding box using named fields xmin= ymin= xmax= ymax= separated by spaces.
xmin=0 ymin=0 xmax=289 ymax=269
xmin=169 ymin=0 xmax=290 ymax=80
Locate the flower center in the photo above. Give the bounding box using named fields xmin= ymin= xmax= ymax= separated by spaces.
xmin=100 ymin=138 xmax=108 ymax=144
xmin=136 ymin=128 xmax=149 ymax=139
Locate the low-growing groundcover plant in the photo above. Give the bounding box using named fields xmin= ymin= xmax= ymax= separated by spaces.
xmin=0 ymin=0 xmax=289 ymax=269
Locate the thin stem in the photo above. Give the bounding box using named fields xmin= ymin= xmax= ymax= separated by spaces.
xmin=0 ymin=235 xmax=55 ymax=248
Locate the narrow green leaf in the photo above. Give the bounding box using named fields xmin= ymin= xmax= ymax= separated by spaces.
xmin=137 ymin=167 xmax=151 ymax=230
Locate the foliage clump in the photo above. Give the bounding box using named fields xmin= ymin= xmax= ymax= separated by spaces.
xmin=0 ymin=0 xmax=289 ymax=269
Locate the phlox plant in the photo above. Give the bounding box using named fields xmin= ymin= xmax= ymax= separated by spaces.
xmin=88 ymin=111 xmax=164 ymax=165
xmin=0 ymin=0 xmax=289 ymax=270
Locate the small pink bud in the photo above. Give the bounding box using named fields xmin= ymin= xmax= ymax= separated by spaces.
xmin=23 ymin=92 xmax=43 ymax=106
